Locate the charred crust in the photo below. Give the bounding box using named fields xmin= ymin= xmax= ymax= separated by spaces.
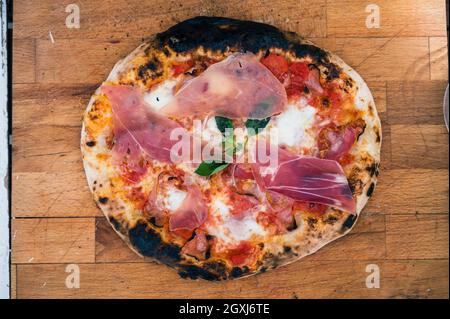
xmin=324 ymin=215 xmax=339 ymax=224
xmin=155 ymin=16 xmax=341 ymax=79
xmin=86 ymin=140 xmax=96 ymax=147
xmin=178 ymin=260 xmax=228 ymax=280
xmin=109 ymin=216 xmax=121 ymax=231
xmin=283 ymin=246 xmax=292 ymax=253
xmin=307 ymin=217 xmax=317 ymax=229
xmin=129 ymin=222 xmax=181 ymax=264
xmin=366 ymin=162 xmax=379 ymax=177
xmin=366 ymin=182 xmax=375 ymax=197
xmin=374 ymin=126 xmax=381 ymax=143
xmin=98 ymin=196 xmax=109 ymax=204
xmin=341 ymin=214 xmax=357 ymax=231
xmin=137 ymin=57 xmax=163 ymax=81
xmin=231 ymin=266 xmax=250 ymax=278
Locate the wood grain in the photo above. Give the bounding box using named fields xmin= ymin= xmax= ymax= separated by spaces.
xmin=11 ymin=0 xmax=449 ymax=298
xmin=16 ymin=260 xmax=448 ymax=298
xmin=364 ymin=169 xmax=449 ymax=214
xmin=327 ymin=0 xmax=447 ymax=37
xmin=13 ymin=39 xmax=35 ymax=83
xmin=12 ymin=218 xmax=95 ymax=264
xmin=13 ymin=0 xmax=327 ymax=40
xmin=311 ymin=37 xmax=430 ymax=81
xmin=390 ymin=124 xmax=448 ymax=169
xmin=430 ymin=37 xmax=449 ymax=80
xmin=386 ymin=214 xmax=449 ymax=260
xmin=386 ymin=81 xmax=448 ymax=125
xmin=12 ymin=172 xmax=101 ymax=217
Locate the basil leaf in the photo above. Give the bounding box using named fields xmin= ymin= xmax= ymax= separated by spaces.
xmin=245 ymin=117 xmax=271 ymax=136
xmin=215 ymin=116 xmax=233 ymax=135
xmin=195 ymin=161 xmax=229 ymax=177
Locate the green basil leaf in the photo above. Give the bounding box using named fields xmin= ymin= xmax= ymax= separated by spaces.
xmin=245 ymin=117 xmax=271 ymax=136
xmin=215 ymin=116 xmax=233 ymax=135
xmin=195 ymin=161 xmax=229 ymax=177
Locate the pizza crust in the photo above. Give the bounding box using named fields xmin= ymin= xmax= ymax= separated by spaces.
xmin=81 ymin=17 xmax=381 ymax=280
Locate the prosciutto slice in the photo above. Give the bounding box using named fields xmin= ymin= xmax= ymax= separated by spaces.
xmin=102 ymin=85 xmax=182 ymax=165
xmin=169 ymin=185 xmax=208 ymax=231
xmin=161 ymin=53 xmax=288 ymax=119
xmin=252 ymin=147 xmax=356 ymax=214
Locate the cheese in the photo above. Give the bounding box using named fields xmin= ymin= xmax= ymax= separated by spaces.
xmin=272 ymin=103 xmax=316 ymax=148
xmin=144 ymin=80 xmax=177 ymax=111
xmin=163 ymin=187 xmax=187 ymax=211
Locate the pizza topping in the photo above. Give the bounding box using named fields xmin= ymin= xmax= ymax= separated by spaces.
xmin=227 ymin=241 xmax=258 ymax=266
xmin=181 ymin=230 xmax=209 ymax=260
xmin=172 ymin=60 xmax=194 ymax=76
xmin=252 ymin=147 xmax=356 ymax=213
xmin=161 ymin=53 xmax=288 ymax=119
xmin=260 ymin=53 xmax=289 ymax=79
xmin=102 ymin=85 xmax=182 ymax=164
xmin=168 ymin=184 xmax=208 ymax=231
xmin=318 ymin=119 xmax=366 ymax=163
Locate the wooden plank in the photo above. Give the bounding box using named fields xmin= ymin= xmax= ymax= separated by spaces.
xmin=13 ymin=39 xmax=35 ymax=83
xmin=367 ymin=81 xmax=386 ymax=113
xmin=386 ymin=214 xmax=449 ymax=260
xmin=36 ymin=39 xmax=139 ymax=84
xmin=430 ymin=37 xmax=449 ymax=80
xmin=95 ymin=213 xmax=386 ymax=263
xmin=311 ymin=37 xmax=430 ymax=81
xmin=364 ymin=169 xmax=449 ymax=214
xmin=12 ymin=218 xmax=96 ymax=264
xmin=13 ymin=0 xmax=327 ymax=40
xmin=12 ymin=84 xmax=95 ymax=128
xmin=390 ymin=124 xmax=448 ymax=169
xmin=327 ymin=0 xmax=447 ymax=37
xmin=95 ymin=217 xmax=142 ymax=263
xmin=386 ymin=81 xmax=448 ymax=125
xmin=10 ymin=264 xmax=16 ymax=299
xmin=12 ymin=125 xmax=83 ymax=173
xmin=12 ymin=172 xmax=101 ymax=217
xmin=16 ymin=260 xmax=448 ymax=298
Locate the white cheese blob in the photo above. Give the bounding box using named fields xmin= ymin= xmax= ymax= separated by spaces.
xmin=163 ymin=187 xmax=187 ymax=211
xmin=272 ymin=104 xmax=317 ymax=148
xmin=144 ymin=80 xmax=177 ymax=111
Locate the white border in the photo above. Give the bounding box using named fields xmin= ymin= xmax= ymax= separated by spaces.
xmin=0 ymin=0 xmax=9 ymax=299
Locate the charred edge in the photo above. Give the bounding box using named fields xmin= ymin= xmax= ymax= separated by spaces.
xmin=86 ymin=140 xmax=96 ymax=147
xmin=129 ymin=222 xmax=181 ymax=265
xmin=137 ymin=57 xmax=163 ymax=80
xmin=178 ymin=260 xmax=228 ymax=281
xmin=341 ymin=214 xmax=357 ymax=231
xmin=366 ymin=182 xmax=375 ymax=197
xmin=156 ymin=16 xmax=339 ymax=78
xmin=366 ymin=163 xmax=378 ymax=177
xmin=98 ymin=196 xmax=109 ymax=204
xmin=230 ymin=266 xmax=250 ymax=279
xmin=109 ymin=216 xmax=121 ymax=232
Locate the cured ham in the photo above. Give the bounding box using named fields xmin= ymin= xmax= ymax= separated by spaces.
xmin=161 ymin=53 xmax=288 ymax=119
xmin=102 ymin=85 xmax=183 ymax=165
xmin=181 ymin=230 xmax=209 ymax=260
xmin=318 ymin=120 xmax=366 ymax=161
xmin=169 ymin=185 xmax=208 ymax=231
xmin=252 ymin=147 xmax=356 ymax=214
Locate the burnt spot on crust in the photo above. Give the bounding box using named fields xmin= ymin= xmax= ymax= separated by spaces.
xmin=341 ymin=214 xmax=357 ymax=232
xmin=129 ymin=222 xmax=181 ymax=264
xmin=324 ymin=214 xmax=339 ymax=225
xmin=98 ymin=196 xmax=109 ymax=204
xmin=283 ymin=246 xmax=292 ymax=253
xmin=179 ymin=260 xmax=229 ymax=280
xmin=86 ymin=140 xmax=96 ymax=147
xmin=230 ymin=266 xmax=250 ymax=278
xmin=307 ymin=217 xmax=317 ymax=229
xmin=348 ymin=167 xmax=364 ymax=196
xmin=109 ymin=216 xmax=121 ymax=232
xmin=137 ymin=56 xmax=163 ymax=81
xmin=156 ymin=16 xmax=341 ymax=79
xmin=366 ymin=162 xmax=380 ymax=177
xmin=366 ymin=182 xmax=375 ymax=197
xmin=374 ymin=126 xmax=381 ymax=143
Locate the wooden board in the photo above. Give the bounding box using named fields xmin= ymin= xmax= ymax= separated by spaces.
xmin=11 ymin=0 xmax=449 ymax=298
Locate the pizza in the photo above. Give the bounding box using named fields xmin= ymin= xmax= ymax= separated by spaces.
xmin=81 ymin=17 xmax=381 ymax=280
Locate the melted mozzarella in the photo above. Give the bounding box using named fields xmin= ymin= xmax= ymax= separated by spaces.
xmin=144 ymin=80 xmax=176 ymax=111
xmin=163 ymin=187 xmax=187 ymax=211
xmin=272 ymin=103 xmax=317 ymax=148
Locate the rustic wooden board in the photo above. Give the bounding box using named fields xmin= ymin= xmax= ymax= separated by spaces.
xmin=11 ymin=0 xmax=449 ymax=298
